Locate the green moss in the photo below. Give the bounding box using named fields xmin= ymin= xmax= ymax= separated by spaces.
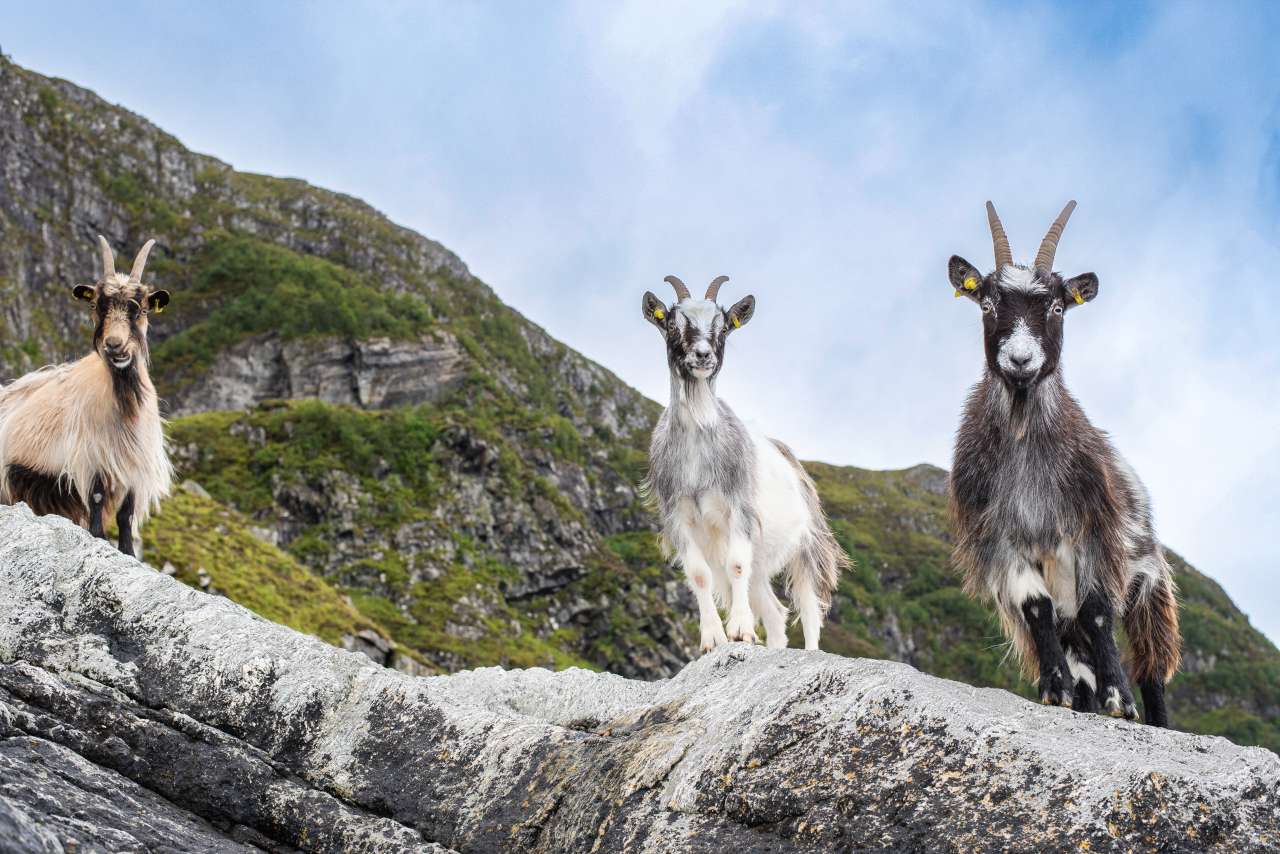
xmin=152 ymin=236 xmax=433 ymax=381
xmin=1173 ymin=707 xmax=1280 ymax=755
xmin=144 ymin=490 xmax=389 ymax=647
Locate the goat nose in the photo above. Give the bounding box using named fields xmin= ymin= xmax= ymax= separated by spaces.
xmin=693 ymin=342 xmax=711 ymax=357
xmin=1010 ymin=353 xmax=1031 ymax=368
xmin=105 ymin=336 xmax=125 ymax=351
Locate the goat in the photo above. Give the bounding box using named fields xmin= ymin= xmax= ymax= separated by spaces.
xmin=0 ymin=236 xmax=173 ymax=555
xmin=947 ymin=201 xmax=1181 ymax=726
xmin=642 ymin=275 xmax=849 ymax=654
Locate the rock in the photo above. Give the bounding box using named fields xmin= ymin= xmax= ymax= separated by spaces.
xmin=180 ymin=479 xmax=212 ymax=500
xmin=0 ymin=505 xmax=1276 ymax=853
xmin=343 ymin=628 xmax=394 ymax=666
xmin=165 ymin=333 xmax=467 ymax=418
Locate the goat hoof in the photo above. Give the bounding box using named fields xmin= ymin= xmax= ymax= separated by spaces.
xmin=1038 ymin=665 xmax=1073 ymax=708
xmin=699 ymin=626 xmax=729 ymax=654
xmin=1100 ymin=685 xmax=1138 ymax=720
xmin=724 ymin=614 xmax=757 ymax=645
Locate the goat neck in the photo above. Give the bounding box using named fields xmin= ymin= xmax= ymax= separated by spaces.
xmin=984 ymin=367 xmax=1065 ymax=442
xmin=669 ymin=370 xmax=720 ymax=431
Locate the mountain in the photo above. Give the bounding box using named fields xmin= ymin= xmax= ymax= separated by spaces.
xmin=1 ymin=54 xmax=1276 ymax=753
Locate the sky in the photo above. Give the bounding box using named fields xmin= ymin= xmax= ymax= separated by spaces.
xmin=5 ymin=1 xmax=1280 ymax=645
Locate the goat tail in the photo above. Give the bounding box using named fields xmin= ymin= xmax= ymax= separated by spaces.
xmin=786 ymin=520 xmax=850 ymax=618
xmin=1123 ymin=555 xmax=1181 ymax=687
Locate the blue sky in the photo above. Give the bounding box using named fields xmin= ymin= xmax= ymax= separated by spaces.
xmin=6 ymin=1 xmax=1280 ymax=645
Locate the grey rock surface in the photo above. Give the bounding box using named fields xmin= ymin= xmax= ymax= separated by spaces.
xmin=164 ymin=333 xmax=468 ymax=418
xmin=0 ymin=503 xmax=1277 ymax=853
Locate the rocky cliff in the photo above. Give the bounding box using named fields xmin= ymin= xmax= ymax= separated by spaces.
xmin=1 ymin=53 xmax=1278 ymax=754
xmin=1 ymin=506 xmax=1277 ymax=853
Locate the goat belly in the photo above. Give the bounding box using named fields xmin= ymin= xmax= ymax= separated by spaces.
xmin=4 ymin=463 xmax=87 ymax=524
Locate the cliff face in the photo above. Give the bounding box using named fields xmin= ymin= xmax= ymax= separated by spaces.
xmin=1 ymin=53 xmax=1278 ymax=754
xmin=1 ymin=507 xmax=1277 ymax=853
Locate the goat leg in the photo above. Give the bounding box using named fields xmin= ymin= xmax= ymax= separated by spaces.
xmin=1021 ymin=594 xmax=1073 ymax=707
xmin=1063 ymin=638 xmax=1099 ymax=713
xmin=88 ymin=475 xmax=108 ymax=540
xmin=1078 ymin=588 xmax=1138 ymax=720
xmin=723 ymin=526 xmax=758 ymax=644
xmin=115 ymin=490 xmax=136 ymax=557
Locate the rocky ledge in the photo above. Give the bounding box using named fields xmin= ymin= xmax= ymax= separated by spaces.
xmin=0 ymin=505 xmax=1276 ymax=853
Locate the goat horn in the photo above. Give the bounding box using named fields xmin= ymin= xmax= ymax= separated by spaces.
xmin=705 ymin=275 xmax=729 ymax=301
xmin=986 ymin=201 xmax=1013 ymax=271
xmin=1034 ymin=200 xmax=1077 ymax=272
xmin=663 ymin=275 xmax=691 ymax=301
xmin=97 ymin=235 xmax=116 ymax=280
xmin=129 ymin=239 xmax=157 ymax=283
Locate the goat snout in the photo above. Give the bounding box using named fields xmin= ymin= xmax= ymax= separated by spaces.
xmin=103 ymin=335 xmax=134 ymax=369
xmin=693 ymin=341 xmax=712 ymax=358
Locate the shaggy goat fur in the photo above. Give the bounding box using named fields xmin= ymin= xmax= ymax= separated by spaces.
xmin=642 ymin=276 xmax=848 ymax=653
xmin=947 ymin=203 xmax=1180 ymax=727
xmin=0 ymin=236 xmax=172 ymax=555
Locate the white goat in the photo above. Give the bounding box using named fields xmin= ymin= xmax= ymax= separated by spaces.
xmin=642 ymin=275 xmax=849 ymax=653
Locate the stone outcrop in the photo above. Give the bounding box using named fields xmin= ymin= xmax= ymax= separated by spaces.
xmin=165 ymin=333 xmax=468 ymax=417
xmin=1 ymin=505 xmax=1276 ymax=853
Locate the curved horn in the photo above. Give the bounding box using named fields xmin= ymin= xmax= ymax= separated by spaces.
xmin=663 ymin=275 xmax=691 ymax=301
xmin=129 ymin=238 xmax=157 ymax=283
xmin=705 ymin=275 xmax=729 ymax=301
xmin=985 ymin=201 xmax=1013 ymax=270
xmin=1034 ymin=200 xmax=1076 ymax=272
xmin=97 ymin=235 xmax=116 ymax=280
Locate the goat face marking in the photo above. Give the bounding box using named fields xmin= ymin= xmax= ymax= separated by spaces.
xmin=643 ymin=283 xmax=754 ymax=383
xmin=73 ymin=237 xmax=171 ymax=375
xmin=950 ymin=258 xmax=1098 ymax=393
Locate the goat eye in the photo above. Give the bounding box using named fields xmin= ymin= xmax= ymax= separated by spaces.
xmin=1052 ymin=305 xmax=1064 ymax=316
xmin=981 ymin=303 xmax=992 ymax=314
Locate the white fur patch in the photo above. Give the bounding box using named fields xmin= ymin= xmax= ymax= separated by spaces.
xmin=679 ymin=299 xmax=721 ymax=333
xmin=998 ymin=265 xmax=1045 ymax=294
xmin=1066 ymin=649 xmax=1097 ymax=691
xmin=1000 ymin=561 xmax=1049 ymax=607
xmin=997 ymin=318 xmax=1045 ymax=375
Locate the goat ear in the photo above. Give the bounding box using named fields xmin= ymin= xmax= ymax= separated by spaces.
xmin=147 ymin=289 xmax=171 ymax=314
xmin=949 ymin=256 xmax=985 ymax=303
xmin=72 ymin=285 xmax=96 ymax=303
xmin=1062 ymin=273 xmax=1098 ymax=308
xmin=642 ymin=291 xmax=668 ymax=331
xmin=726 ymin=295 xmax=754 ymax=331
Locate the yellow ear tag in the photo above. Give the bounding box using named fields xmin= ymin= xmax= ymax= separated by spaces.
xmin=653 ymin=308 xmax=664 ymax=321
xmin=954 ymin=289 xmax=964 ymax=298
xmin=1072 ymin=289 xmax=1085 ymax=305
xmin=731 ymin=315 xmax=741 ymax=329
xmin=963 ymin=276 xmax=978 ymax=291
